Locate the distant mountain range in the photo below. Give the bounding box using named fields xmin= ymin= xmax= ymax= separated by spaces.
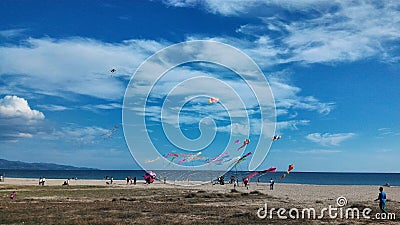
xmin=0 ymin=159 xmax=96 ymax=170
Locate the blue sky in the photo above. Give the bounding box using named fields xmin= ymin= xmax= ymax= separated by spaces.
xmin=0 ymin=0 xmax=399 ymax=172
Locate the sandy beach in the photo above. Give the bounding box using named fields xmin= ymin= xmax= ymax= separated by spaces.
xmin=1 ymin=178 xmax=400 ymax=224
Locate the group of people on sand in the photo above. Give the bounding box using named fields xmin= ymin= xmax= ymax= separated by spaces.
xmin=38 ymin=177 xmax=46 ymax=186
xmin=126 ymin=176 xmax=137 ymax=185
xmin=105 ymin=176 xmax=114 ymax=185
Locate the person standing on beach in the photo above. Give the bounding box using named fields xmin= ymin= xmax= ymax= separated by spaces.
xmin=243 ymin=177 xmax=249 ymax=189
xmin=42 ymin=177 xmax=46 ymax=186
xmin=133 ymin=176 xmax=136 ymax=185
xmin=375 ymin=187 xmax=388 ymax=214
xmin=269 ymin=178 xmax=275 ymax=190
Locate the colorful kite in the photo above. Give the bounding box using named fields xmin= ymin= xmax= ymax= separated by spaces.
xmin=177 ymin=152 xmax=204 ymax=165
xmin=205 ymin=152 xmax=231 ymax=165
xmin=234 ymin=139 xmax=240 ymax=144
xmin=247 ymin=167 xmax=277 ymax=180
xmin=237 ymin=139 xmax=250 ymax=151
xmin=145 ymin=157 xmax=160 ymax=163
xmin=144 ymin=171 xmax=156 ymax=184
xmin=279 ymin=164 xmax=294 ymax=180
xmin=286 ymin=164 xmax=294 ymax=174
xmin=165 ymin=153 xmax=179 ymax=163
xmin=231 ymin=152 xmax=252 ymax=167
xmin=278 ymin=173 xmax=287 ymax=180
xmin=101 ymin=125 xmax=120 ymax=139
xmin=272 ymin=135 xmax=282 ymax=141
xmin=208 ymin=97 xmax=219 ymax=104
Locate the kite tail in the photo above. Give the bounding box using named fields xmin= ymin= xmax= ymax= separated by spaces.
xmin=247 ymin=172 xmax=259 ymax=180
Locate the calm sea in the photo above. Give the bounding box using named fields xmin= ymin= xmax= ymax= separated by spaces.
xmin=0 ymin=170 xmax=399 ymax=186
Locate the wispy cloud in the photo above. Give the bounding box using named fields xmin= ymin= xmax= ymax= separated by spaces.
xmin=38 ymin=125 xmax=110 ymax=144
xmin=168 ymin=1 xmax=400 ymax=64
xmin=0 ymin=28 xmax=27 ymax=38
xmin=377 ymin=128 xmax=400 ymax=137
xmin=269 ymin=75 xmax=335 ymax=115
xmin=292 ymin=149 xmax=342 ymax=154
xmin=37 ymin=104 xmax=70 ymax=111
xmin=306 ymin=132 xmax=355 ymax=146
xmin=276 ymin=120 xmax=310 ymax=132
xmin=0 ymin=37 xmax=168 ymax=100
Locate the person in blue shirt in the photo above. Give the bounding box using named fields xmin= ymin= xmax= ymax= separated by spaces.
xmin=375 ymin=187 xmax=387 ymax=214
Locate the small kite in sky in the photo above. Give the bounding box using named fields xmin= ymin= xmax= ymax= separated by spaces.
xmin=272 ymin=135 xmax=282 ymax=141
xmin=286 ymin=164 xmax=294 ymax=174
xmin=101 ymin=125 xmax=120 ymax=139
xmin=279 ymin=164 xmax=294 ymax=180
xmin=110 ymin=68 xmax=116 ymax=73
xmin=237 ymin=139 xmax=250 ymax=151
xmin=145 ymin=157 xmax=160 ymax=163
xmin=208 ymin=97 xmax=219 ymax=104
xmin=234 ymin=139 xmax=240 ymax=144
xmin=165 ymin=153 xmax=179 ymax=163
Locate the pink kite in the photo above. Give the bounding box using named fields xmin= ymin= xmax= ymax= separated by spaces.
xmin=237 ymin=139 xmax=250 ymax=151
xmin=144 ymin=171 xmax=156 ymax=184
xmin=205 ymin=152 xmax=230 ymax=165
xmin=247 ymin=167 xmax=277 ymax=180
xmin=208 ymin=97 xmax=219 ymax=104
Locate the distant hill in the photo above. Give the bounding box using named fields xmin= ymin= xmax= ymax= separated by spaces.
xmin=0 ymin=159 xmax=97 ymax=170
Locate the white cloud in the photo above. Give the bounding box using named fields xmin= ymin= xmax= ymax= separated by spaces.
xmin=377 ymin=128 xmax=400 ymax=137
xmin=163 ymin=0 xmax=333 ymax=16
xmin=269 ymin=75 xmax=335 ymax=115
xmin=292 ymin=149 xmax=342 ymax=154
xmin=306 ymin=132 xmax=355 ymax=146
xmin=38 ymin=125 xmax=110 ymax=144
xmin=169 ymin=1 xmax=400 ymax=64
xmin=276 ymin=120 xmax=310 ymax=132
xmin=0 ymin=95 xmax=45 ymax=141
xmin=0 ymin=95 xmax=44 ymax=119
xmin=0 ymin=37 xmax=168 ymax=100
xmin=37 ymin=104 xmax=69 ymax=111
xmin=0 ymin=28 xmax=27 ymax=38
